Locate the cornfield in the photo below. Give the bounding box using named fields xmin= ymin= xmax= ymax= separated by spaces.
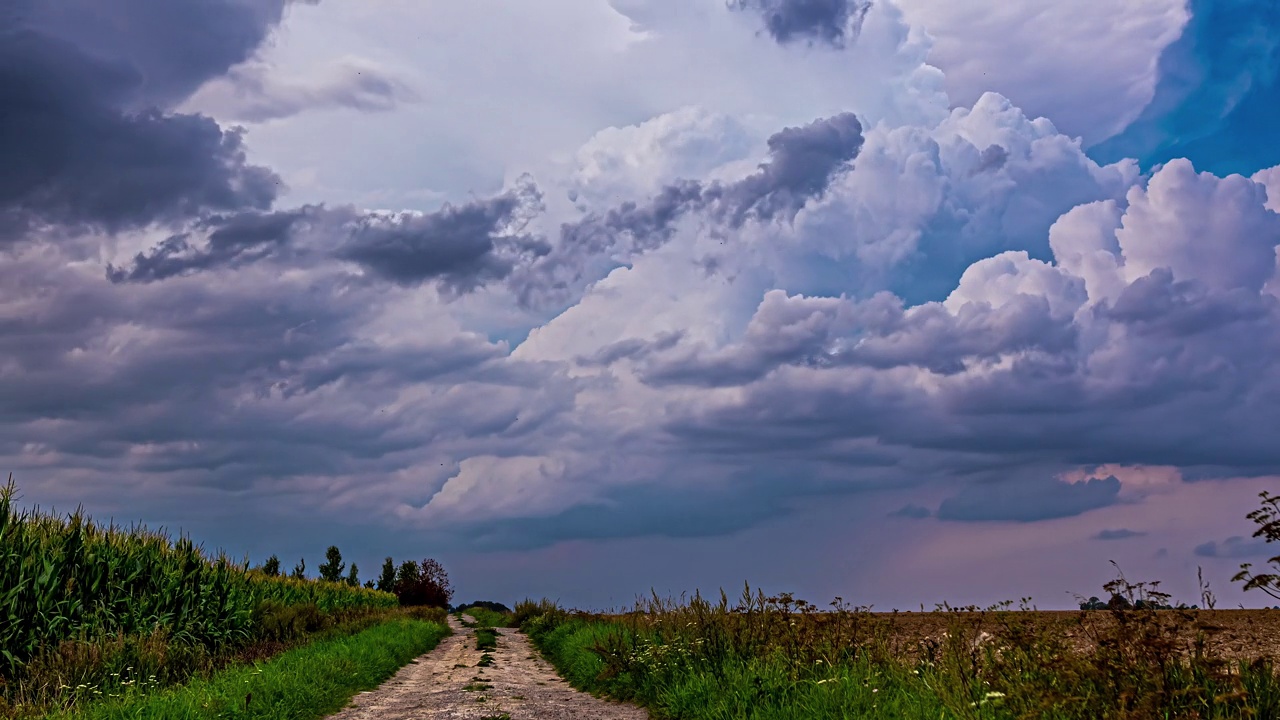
xmin=0 ymin=479 xmax=397 ymax=682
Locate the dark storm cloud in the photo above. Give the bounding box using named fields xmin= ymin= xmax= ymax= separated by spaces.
xmin=16 ymin=0 xmax=308 ymax=106
xmin=727 ymin=0 xmax=872 ymax=47
xmin=935 ymin=476 xmax=1121 ymax=523
xmin=0 ymin=0 xmax=299 ymax=242
xmin=107 ymin=208 xmax=315 ymax=283
xmin=339 ymin=185 xmax=550 ymax=294
xmin=710 ymin=111 xmax=865 ymax=226
xmin=1093 ymin=528 xmax=1146 ymax=541
xmin=1193 ymin=536 xmax=1276 ymax=559
xmin=107 ymin=179 xmax=552 ymax=296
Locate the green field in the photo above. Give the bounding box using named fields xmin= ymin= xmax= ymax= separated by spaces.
xmin=0 ymin=481 xmax=432 ymax=719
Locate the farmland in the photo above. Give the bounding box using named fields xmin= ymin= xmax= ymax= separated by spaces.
xmin=516 ymin=591 xmax=1280 ymax=719
xmin=6 ymin=475 xmax=1280 ymax=719
xmin=0 ymin=480 xmax=447 ymax=718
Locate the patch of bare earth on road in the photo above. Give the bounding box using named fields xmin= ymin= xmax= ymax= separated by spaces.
xmin=325 ymin=614 xmax=648 ymax=720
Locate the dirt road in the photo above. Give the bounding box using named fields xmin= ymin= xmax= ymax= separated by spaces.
xmin=325 ymin=614 xmax=649 ymax=720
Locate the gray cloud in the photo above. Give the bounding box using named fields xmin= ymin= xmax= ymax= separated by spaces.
xmin=891 ymin=503 xmax=932 ymax=519
xmin=711 ymin=110 xmax=866 ymax=226
xmin=107 ymin=208 xmax=316 ymax=283
xmin=339 ymin=181 xmax=549 ymax=295
xmin=1093 ymin=528 xmax=1146 ymax=541
xmin=1 ymin=0 xmax=296 ymax=242
xmin=16 ymin=0 xmax=306 ymax=107
xmin=189 ymin=58 xmax=417 ymax=123
xmin=1193 ymin=536 xmax=1277 ymax=559
xmin=110 ymin=180 xmax=551 ymax=296
xmin=936 ymin=476 xmax=1122 ymax=523
xmin=727 ymin=0 xmax=872 ymax=47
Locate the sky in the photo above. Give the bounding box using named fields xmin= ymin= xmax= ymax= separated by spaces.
xmin=3 ymin=0 xmax=1280 ymax=611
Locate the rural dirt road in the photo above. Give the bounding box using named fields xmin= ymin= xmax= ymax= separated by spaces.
xmin=325 ymin=615 xmax=649 ymax=720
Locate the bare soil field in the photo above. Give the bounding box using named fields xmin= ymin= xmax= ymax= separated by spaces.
xmin=864 ymin=608 xmax=1280 ymax=661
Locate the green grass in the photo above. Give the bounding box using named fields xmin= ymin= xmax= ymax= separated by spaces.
xmin=459 ymin=607 xmax=512 ymax=629
xmin=475 ymin=629 xmax=498 ymax=653
xmin=44 ymin=617 xmax=448 ymax=720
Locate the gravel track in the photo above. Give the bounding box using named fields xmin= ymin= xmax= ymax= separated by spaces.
xmin=325 ymin=614 xmax=649 ymax=720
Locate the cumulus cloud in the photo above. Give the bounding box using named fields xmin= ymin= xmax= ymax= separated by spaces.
xmin=513 ymin=112 xmax=864 ymax=306
xmin=893 ymin=0 xmax=1187 ymax=144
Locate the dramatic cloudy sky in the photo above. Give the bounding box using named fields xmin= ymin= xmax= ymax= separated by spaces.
xmin=5 ymin=0 xmax=1280 ymax=610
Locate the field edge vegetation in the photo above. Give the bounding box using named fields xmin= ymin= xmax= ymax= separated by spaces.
xmin=513 ymin=490 xmax=1280 ymax=720
xmin=0 ymin=478 xmax=453 ymax=718
xmin=43 ymin=612 xmax=449 ymax=720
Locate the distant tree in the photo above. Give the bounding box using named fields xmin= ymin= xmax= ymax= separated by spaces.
xmin=396 ymin=560 xmax=420 ymax=591
xmin=1233 ymin=490 xmax=1280 ymax=601
xmin=377 ymin=557 xmax=397 ymax=593
xmin=364 ymin=580 xmax=375 ymax=589
xmin=292 ymin=557 xmax=306 ymax=579
xmin=319 ymin=545 xmax=345 ymax=583
xmin=419 ymin=558 xmax=453 ymax=607
xmin=456 ymin=600 xmax=511 ymax=614
xmin=346 ymin=562 xmax=359 ymax=587
xmin=262 ymin=555 xmax=281 ymax=577
xmin=393 ymin=558 xmax=452 ymax=607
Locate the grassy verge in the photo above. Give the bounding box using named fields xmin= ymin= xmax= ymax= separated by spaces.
xmin=44 ymin=614 xmax=449 ymax=720
xmin=518 ymin=590 xmax=1280 ymax=720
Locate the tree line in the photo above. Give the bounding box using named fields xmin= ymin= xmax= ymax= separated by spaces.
xmin=255 ymin=546 xmax=452 ymax=608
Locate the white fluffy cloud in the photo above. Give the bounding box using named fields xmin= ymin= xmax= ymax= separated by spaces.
xmin=894 ymin=0 xmax=1188 ymax=143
